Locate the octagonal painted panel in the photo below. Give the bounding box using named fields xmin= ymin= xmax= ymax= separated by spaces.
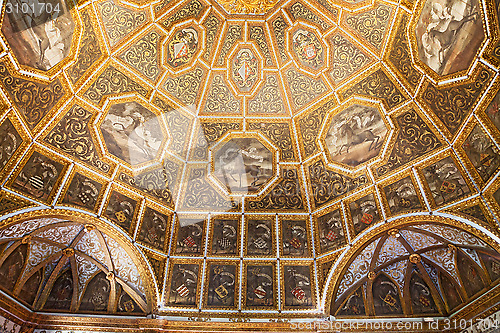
xmin=324 ymin=104 xmax=388 ymax=167
xmin=2 ymin=0 xmax=76 ymax=71
xmin=415 ymin=0 xmax=484 ymax=76
xmin=212 ymin=138 xmax=274 ymax=194
xmin=291 ymin=28 xmax=325 ymax=72
xmin=100 ymin=101 xmax=165 ymax=165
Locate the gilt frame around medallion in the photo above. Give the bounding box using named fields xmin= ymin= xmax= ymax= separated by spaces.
xmin=94 ymin=94 xmax=169 ymax=170
xmin=407 ymin=0 xmax=489 ymax=83
xmin=317 ymin=97 xmax=394 ymax=173
xmin=0 ymin=0 xmax=82 ymax=78
xmin=207 ymin=131 xmax=279 ymax=198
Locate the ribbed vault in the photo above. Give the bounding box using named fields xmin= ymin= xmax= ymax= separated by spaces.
xmin=326 ymin=216 xmax=500 ymax=319
xmin=0 ymin=212 xmax=155 ymax=315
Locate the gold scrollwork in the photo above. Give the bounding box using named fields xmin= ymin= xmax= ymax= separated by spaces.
xmin=217 ymin=0 xmax=280 ymax=14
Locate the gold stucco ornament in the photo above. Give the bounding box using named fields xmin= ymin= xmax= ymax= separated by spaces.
xmin=217 ymin=0 xmax=280 ymax=14
xmin=63 ymin=248 xmax=75 ymax=257
xmin=409 ymin=253 xmax=421 ymax=263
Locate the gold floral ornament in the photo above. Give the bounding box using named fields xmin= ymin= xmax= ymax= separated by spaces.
xmin=217 ymin=0 xmax=280 ymax=14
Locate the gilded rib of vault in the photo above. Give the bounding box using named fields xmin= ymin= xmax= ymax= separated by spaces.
xmin=0 ymin=0 xmax=500 ymax=326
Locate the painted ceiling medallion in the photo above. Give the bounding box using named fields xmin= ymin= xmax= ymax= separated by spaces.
xmin=322 ymin=103 xmax=389 ymax=168
xmin=414 ymin=0 xmax=484 ymax=76
xmin=292 ymin=29 xmax=324 ymax=70
xmin=211 ymin=137 xmax=274 ymax=194
xmin=166 ymin=27 xmax=199 ymax=69
xmin=1 ymin=0 xmax=76 ymax=71
xmin=216 ymin=0 xmax=280 ymax=14
xmin=231 ymin=48 xmax=259 ymax=92
xmin=99 ymin=101 xmax=166 ymax=166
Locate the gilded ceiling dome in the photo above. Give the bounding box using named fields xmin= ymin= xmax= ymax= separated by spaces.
xmin=0 ymin=0 xmax=499 ymax=331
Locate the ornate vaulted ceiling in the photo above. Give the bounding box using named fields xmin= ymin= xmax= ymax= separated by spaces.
xmin=0 ymin=0 xmax=500 ymax=330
